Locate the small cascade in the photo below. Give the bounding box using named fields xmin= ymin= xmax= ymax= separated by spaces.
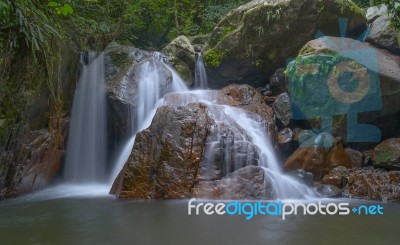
xmin=194 ymin=52 xmax=208 ymax=89
xmin=64 ymin=52 xmax=107 ymax=184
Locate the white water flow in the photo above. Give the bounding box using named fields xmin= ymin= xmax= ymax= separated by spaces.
xmin=64 ymin=52 xmax=107 ymax=184
xmin=109 ymin=52 xmax=188 ymax=185
xmin=194 ymin=52 xmax=208 ymax=89
xmin=222 ymin=106 xmax=315 ymax=199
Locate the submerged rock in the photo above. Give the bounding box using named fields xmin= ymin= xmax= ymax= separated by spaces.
xmin=316 ymin=184 xmax=342 ymax=198
xmin=343 ymin=168 xmax=400 ymax=202
xmin=203 ymin=0 xmax=366 ymax=87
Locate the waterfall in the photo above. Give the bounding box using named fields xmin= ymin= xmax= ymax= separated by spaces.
xmin=64 ymin=52 xmax=107 ymax=184
xmin=194 ymin=52 xmax=208 ymax=89
xmin=108 ymin=52 xmax=188 ymax=185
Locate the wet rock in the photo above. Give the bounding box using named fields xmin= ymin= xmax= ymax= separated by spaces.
xmin=193 ymin=166 xmax=274 ymax=200
xmin=218 ymin=84 xmax=265 ymax=106
xmin=277 ymin=128 xmax=297 ymax=160
xmin=322 ymin=166 xmax=350 ymax=188
xmin=288 ymin=169 xmax=314 ymax=187
xmin=284 ymin=132 xmax=351 ymax=180
xmin=162 ymin=35 xmax=195 ymax=86
xmin=316 ymin=184 xmax=342 ymax=198
xmin=267 ymin=68 xmax=287 ymax=96
xmin=372 ymin=138 xmax=400 ymax=170
xmin=346 ymin=148 xmax=363 ymax=168
xmin=287 ymin=37 xmax=400 ymax=143
xmin=273 ymin=92 xmax=292 ymax=126
xmin=343 ymin=168 xmax=400 ymax=202
xmin=366 ymin=5 xmax=400 ymax=54
xmin=203 ymin=0 xmax=366 ymax=87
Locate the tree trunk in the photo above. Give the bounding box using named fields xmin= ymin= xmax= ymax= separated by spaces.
xmin=369 ymin=0 xmax=374 ymax=7
xmin=174 ymin=0 xmax=180 ymax=36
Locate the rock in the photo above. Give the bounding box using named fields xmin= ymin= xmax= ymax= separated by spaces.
xmin=316 ymin=184 xmax=342 ymax=198
xmin=287 ymin=37 xmax=400 ymax=143
xmin=162 ymin=35 xmax=195 ymax=86
xmin=366 ymin=5 xmax=400 ymax=54
xmin=343 ymin=168 xmax=400 ymax=202
xmin=110 ymin=103 xmax=211 ymax=199
xmin=322 ymin=166 xmax=350 ymax=188
xmin=106 ymin=55 xmax=173 ymax=145
xmin=111 ymin=85 xmax=278 ymax=199
xmin=346 ymin=148 xmax=363 ymax=168
xmin=284 ymin=132 xmax=351 ymax=180
xmin=372 ymin=138 xmax=400 ymax=170
xmin=192 ymin=166 xmax=274 ymax=199
xmin=267 ymin=68 xmax=287 ymax=95
xmin=273 ymin=92 xmax=292 ymax=126
xmin=203 ymin=0 xmax=366 ymax=87
xmin=0 ymin=121 xmax=68 ymax=198
xmin=288 ymin=169 xmax=314 ymax=186
xmin=277 ymin=128 xmax=297 ymax=160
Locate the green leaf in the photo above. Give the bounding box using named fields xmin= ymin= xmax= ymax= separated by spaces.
xmin=63 ymin=3 xmax=73 ymax=14
xmin=47 ymin=1 xmax=59 ymax=7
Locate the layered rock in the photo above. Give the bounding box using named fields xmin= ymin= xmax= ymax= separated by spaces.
xmin=203 ymin=0 xmax=366 ymax=87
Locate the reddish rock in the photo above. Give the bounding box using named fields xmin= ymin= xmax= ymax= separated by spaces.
xmin=284 ymin=132 xmax=351 ymax=180
xmin=372 ymin=138 xmax=400 ymax=170
xmin=345 ymin=148 xmax=363 ymax=168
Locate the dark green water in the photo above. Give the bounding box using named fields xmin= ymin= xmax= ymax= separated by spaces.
xmin=0 ymin=196 xmax=398 ymax=245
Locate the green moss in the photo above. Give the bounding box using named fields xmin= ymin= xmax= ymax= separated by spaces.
xmin=253 ymin=59 xmax=265 ymax=70
xmin=336 ymin=0 xmax=365 ymax=16
xmin=222 ymin=26 xmax=235 ymax=36
xmin=204 ymin=50 xmax=223 ymax=68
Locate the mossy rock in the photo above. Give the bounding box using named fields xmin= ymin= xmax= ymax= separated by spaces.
xmin=203 ymin=0 xmax=367 ymax=88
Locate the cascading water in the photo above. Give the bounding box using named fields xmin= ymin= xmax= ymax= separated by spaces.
xmin=109 ymin=52 xmax=188 ymax=185
xmin=64 ymin=52 xmax=107 ymax=184
xmin=194 ymin=52 xmax=208 ymax=89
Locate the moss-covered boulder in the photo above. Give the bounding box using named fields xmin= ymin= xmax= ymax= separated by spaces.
xmin=203 ymin=0 xmax=367 ymax=87
xmin=286 ymin=37 xmax=400 ymax=143
xmin=162 ymin=35 xmax=195 ymax=86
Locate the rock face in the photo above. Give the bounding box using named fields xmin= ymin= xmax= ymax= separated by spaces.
xmin=105 ymin=45 xmax=173 ymax=147
xmin=366 ymin=4 xmax=400 ymax=54
xmin=343 ymin=168 xmax=400 ymax=202
xmin=273 ymin=92 xmax=292 ymax=126
xmin=287 ymin=37 xmax=400 ymax=143
xmin=162 ymin=35 xmax=195 ymax=86
xmin=111 ymin=85 xmax=277 ymax=199
xmin=284 ymin=132 xmax=351 ymax=180
xmin=203 ymin=0 xmax=366 ymax=87
xmin=372 ymin=138 xmax=400 ymax=170
xmin=0 ymin=121 xmax=68 ymax=199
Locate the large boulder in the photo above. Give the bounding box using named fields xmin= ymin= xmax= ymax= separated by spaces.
xmin=203 ymin=0 xmax=367 ymax=87
xmin=287 ymin=37 xmax=400 ymax=144
xmin=284 ymin=131 xmax=351 ymax=179
xmin=162 ymin=35 xmax=195 ymax=86
xmin=110 ymin=85 xmax=277 ymax=199
xmin=366 ymin=4 xmax=400 ymax=54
